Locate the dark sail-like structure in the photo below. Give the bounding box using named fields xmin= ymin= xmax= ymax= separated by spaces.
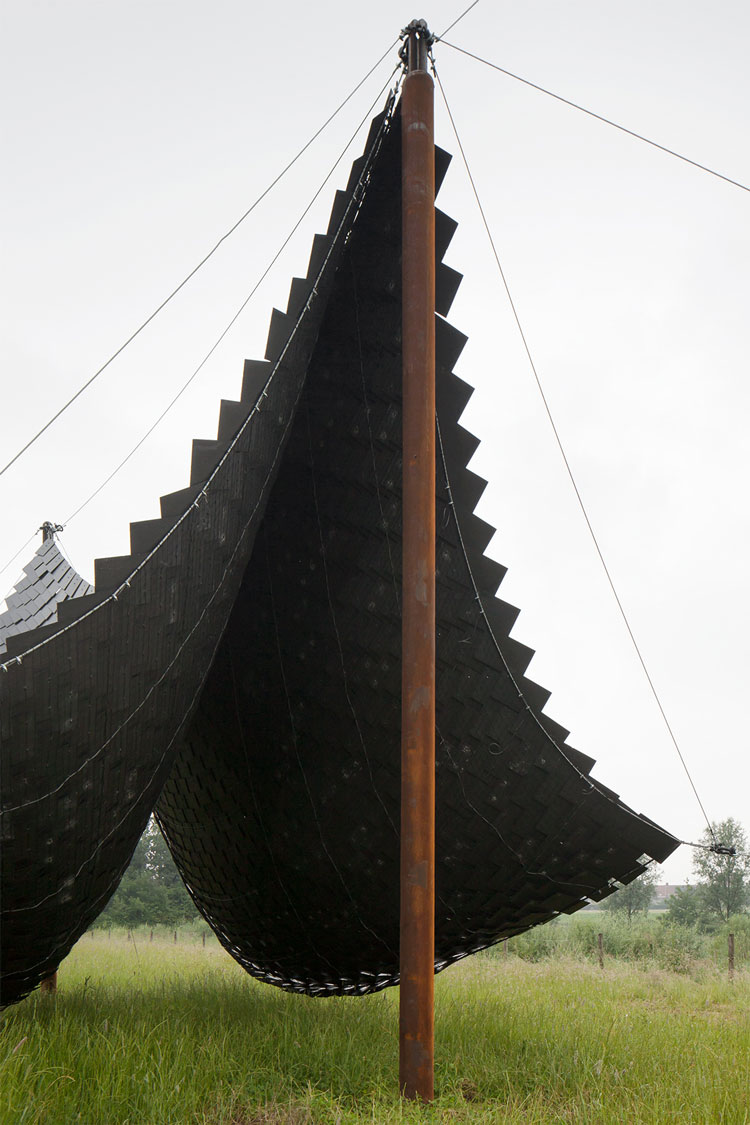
xmin=0 ymin=101 xmax=398 ymax=1007
xmin=1 ymin=95 xmax=678 ymax=1007
xmin=0 ymin=530 xmax=93 ymax=656
xmin=156 ymin=103 xmax=678 ymax=994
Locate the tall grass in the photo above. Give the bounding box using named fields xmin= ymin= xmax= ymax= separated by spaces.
xmin=1 ymin=930 xmax=748 ymax=1123
xmin=508 ymin=912 xmax=750 ymax=975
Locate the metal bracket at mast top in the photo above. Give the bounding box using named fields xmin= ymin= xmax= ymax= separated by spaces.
xmin=39 ymin=521 xmax=64 ymax=543
xmin=398 ymin=18 xmax=436 ymax=73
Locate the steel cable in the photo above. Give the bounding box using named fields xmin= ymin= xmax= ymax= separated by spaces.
xmin=440 ymin=39 xmax=750 ymax=194
xmin=0 ymin=63 xmax=401 ymax=601
xmin=434 ymin=62 xmax=716 ymax=845
xmin=61 ymin=66 xmax=401 ymax=529
xmin=0 ymin=39 xmax=399 ymax=484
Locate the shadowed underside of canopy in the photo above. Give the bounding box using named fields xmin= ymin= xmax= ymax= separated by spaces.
xmin=155 ymin=102 xmax=678 ymax=996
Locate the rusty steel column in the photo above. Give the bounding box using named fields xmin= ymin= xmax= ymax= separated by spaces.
xmin=399 ymin=19 xmax=436 ymax=1104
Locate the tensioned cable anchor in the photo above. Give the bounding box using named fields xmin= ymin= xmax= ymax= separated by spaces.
xmin=398 ymin=18 xmax=436 ymax=70
xmin=39 ymin=521 xmax=64 ymax=543
xmin=681 ymin=838 xmax=740 ymax=856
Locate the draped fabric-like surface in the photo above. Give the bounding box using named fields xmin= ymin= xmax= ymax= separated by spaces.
xmin=156 ymin=105 xmax=678 ymax=995
xmin=0 ymin=101 xmax=396 ymax=1008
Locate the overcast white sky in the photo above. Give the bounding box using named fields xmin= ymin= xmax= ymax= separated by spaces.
xmin=2 ymin=2 xmax=749 ymax=885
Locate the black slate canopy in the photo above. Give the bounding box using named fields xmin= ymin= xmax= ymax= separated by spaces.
xmin=0 ymin=95 xmax=678 ymax=1006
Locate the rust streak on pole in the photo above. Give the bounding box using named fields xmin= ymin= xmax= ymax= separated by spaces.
xmin=399 ymin=19 xmax=436 ymax=1104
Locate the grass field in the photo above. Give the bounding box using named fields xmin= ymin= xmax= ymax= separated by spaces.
xmin=1 ymin=929 xmax=749 ymax=1124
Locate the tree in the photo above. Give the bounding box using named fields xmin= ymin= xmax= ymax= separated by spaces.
xmin=96 ymin=817 xmax=199 ymax=927
xmin=602 ymin=867 xmax=657 ymax=921
xmin=664 ymin=885 xmax=702 ymax=927
xmin=692 ymin=818 xmax=750 ymax=922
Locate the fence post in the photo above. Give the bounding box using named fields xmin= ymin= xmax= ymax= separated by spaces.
xmin=598 ymin=932 xmax=604 ymax=971
xmin=202 ymin=932 xmax=206 ymax=948
xmin=174 ymin=930 xmax=177 ymax=944
xmin=503 ymin=939 xmax=508 ymax=958
xmin=150 ymin=930 xmax=153 ymax=942
xmin=729 ymin=932 xmax=735 ymax=982
xmin=40 ymin=971 xmax=57 ymax=995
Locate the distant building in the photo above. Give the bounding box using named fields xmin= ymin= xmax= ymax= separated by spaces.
xmin=652 ymin=884 xmax=690 ymax=907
